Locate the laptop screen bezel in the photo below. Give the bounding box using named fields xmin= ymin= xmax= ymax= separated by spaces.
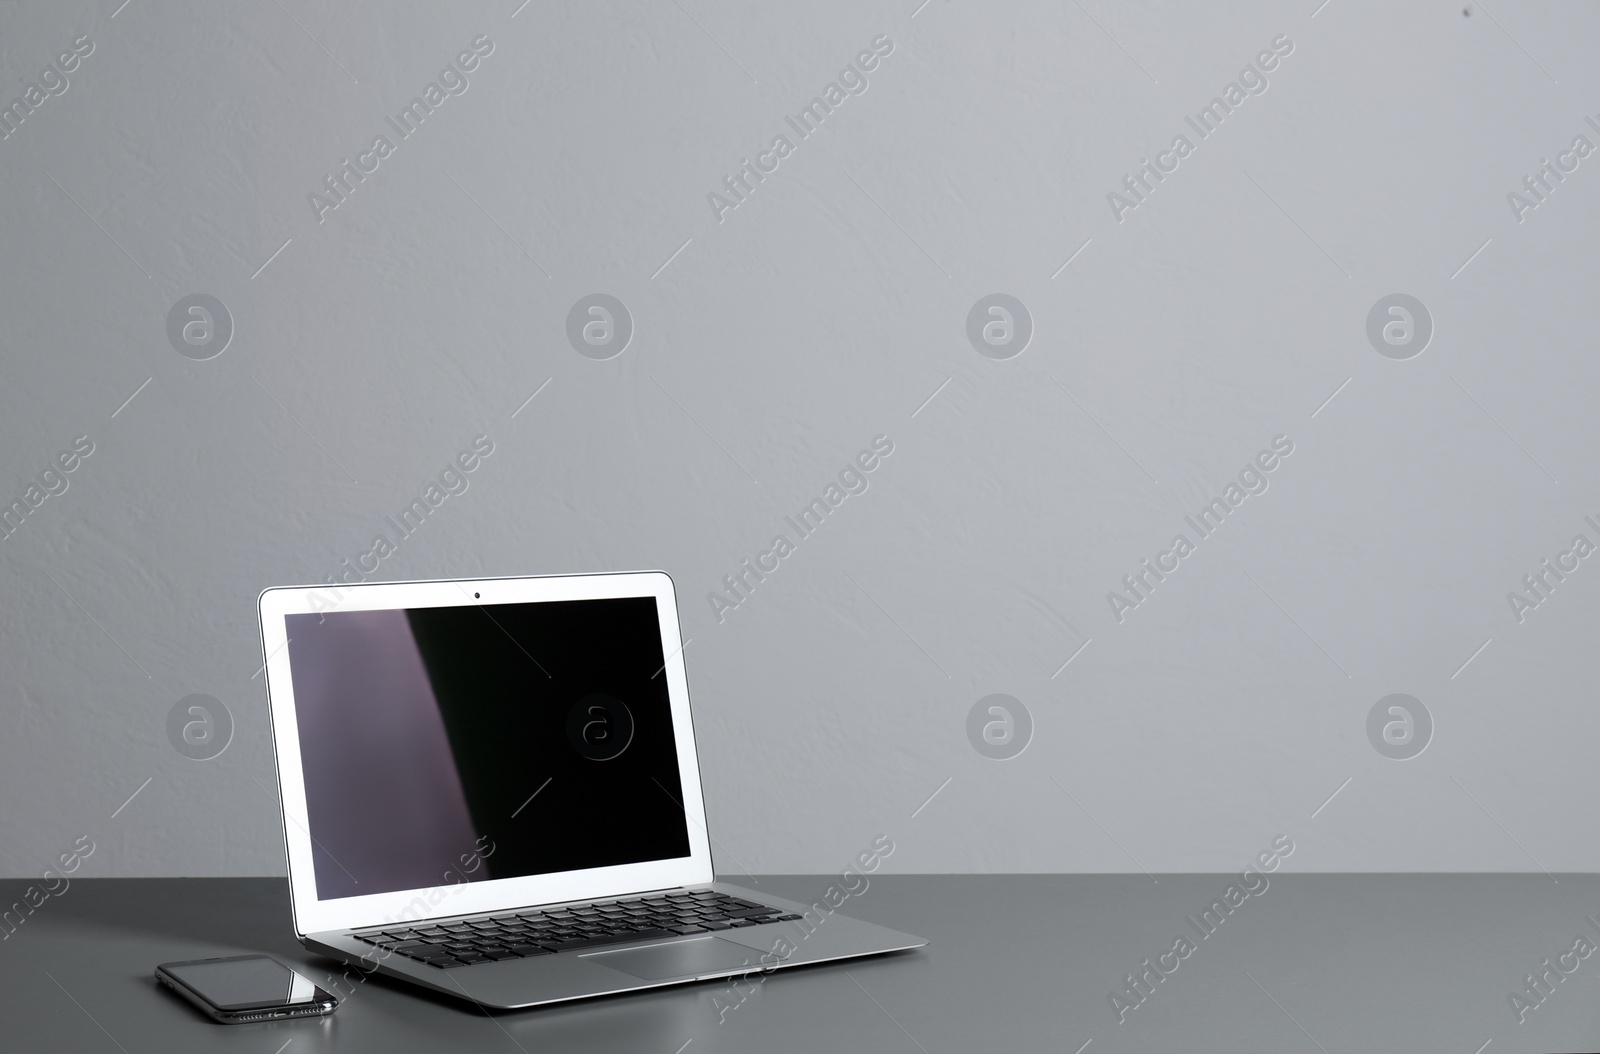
xmin=257 ymin=570 xmax=714 ymax=937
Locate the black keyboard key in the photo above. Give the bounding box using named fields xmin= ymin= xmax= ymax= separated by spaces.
xmin=698 ymin=920 xmax=732 ymax=931
xmin=541 ymin=927 xmax=677 ymax=952
xmin=508 ymin=944 xmax=553 ymax=957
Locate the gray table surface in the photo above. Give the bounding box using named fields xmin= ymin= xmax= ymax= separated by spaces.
xmin=5 ymin=874 xmax=1600 ymax=1053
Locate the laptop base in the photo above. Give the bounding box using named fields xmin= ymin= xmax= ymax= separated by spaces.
xmin=306 ymin=882 xmax=927 ymax=1010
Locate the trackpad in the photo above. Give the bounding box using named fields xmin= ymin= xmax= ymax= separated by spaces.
xmin=585 ymin=937 xmax=763 ymax=980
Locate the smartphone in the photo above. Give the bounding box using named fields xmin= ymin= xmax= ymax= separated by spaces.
xmin=155 ymin=955 xmax=339 ymax=1024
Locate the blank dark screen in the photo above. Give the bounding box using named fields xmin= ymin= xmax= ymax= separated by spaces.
xmin=285 ymin=596 xmax=691 ymax=901
xmin=166 ymin=957 xmax=315 ymax=1009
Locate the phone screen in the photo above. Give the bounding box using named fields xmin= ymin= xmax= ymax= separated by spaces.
xmin=165 ymin=957 xmax=323 ymax=1011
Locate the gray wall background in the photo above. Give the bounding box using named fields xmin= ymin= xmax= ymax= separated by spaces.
xmin=3 ymin=0 xmax=1597 ymax=879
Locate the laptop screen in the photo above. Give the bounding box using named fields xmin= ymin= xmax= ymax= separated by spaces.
xmin=282 ymin=596 xmax=692 ymax=902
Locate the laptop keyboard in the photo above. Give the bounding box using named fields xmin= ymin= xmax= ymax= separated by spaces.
xmin=356 ymin=889 xmax=801 ymax=969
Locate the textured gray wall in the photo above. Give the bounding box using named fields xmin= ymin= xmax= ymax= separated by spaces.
xmin=3 ymin=0 xmax=1597 ymax=879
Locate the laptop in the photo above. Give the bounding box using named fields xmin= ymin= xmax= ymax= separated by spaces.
xmin=257 ymin=571 xmax=926 ymax=1009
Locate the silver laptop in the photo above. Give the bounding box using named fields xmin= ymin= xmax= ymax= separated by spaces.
xmin=258 ymin=571 xmax=925 ymax=1009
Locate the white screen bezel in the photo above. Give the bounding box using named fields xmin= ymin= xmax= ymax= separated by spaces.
xmin=257 ymin=571 xmax=712 ymax=937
